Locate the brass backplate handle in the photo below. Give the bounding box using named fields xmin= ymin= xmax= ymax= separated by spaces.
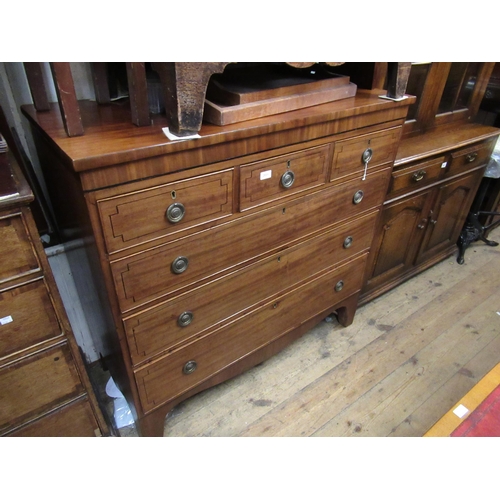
xmin=412 ymin=170 xmax=426 ymax=182
xmin=183 ymin=360 xmax=197 ymax=375
xmin=166 ymin=202 xmax=186 ymax=223
xmin=353 ymin=190 xmax=364 ymax=204
xmin=343 ymin=236 xmax=353 ymax=248
xmin=281 ymin=170 xmax=295 ymax=189
xmin=171 ymin=256 xmax=189 ymax=274
xmin=178 ymin=311 xmax=194 ymax=327
xmin=466 ymin=152 xmax=478 ymax=163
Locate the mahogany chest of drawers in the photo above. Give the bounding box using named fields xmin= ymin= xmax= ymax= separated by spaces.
xmin=22 ymin=90 xmax=413 ymax=436
xmin=0 ymin=150 xmax=107 ymax=436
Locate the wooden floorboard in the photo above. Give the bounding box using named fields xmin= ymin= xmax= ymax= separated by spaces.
xmin=106 ymin=227 xmax=500 ymax=437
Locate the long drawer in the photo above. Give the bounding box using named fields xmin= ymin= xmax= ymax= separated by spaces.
xmin=0 ymin=342 xmax=84 ymax=432
xmin=123 ymin=211 xmax=378 ymax=365
xmin=135 ymin=253 xmax=368 ymax=413
xmin=111 ymin=166 xmax=391 ymax=313
xmin=0 ymin=278 xmax=63 ymax=359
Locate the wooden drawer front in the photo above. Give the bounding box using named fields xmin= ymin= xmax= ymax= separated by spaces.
xmin=447 ymin=139 xmax=496 ymax=176
xmin=0 ymin=278 xmax=63 ymax=359
xmin=135 ymin=253 xmax=368 ymax=412
xmin=6 ymin=396 xmax=99 ymax=437
xmin=124 ymin=211 xmax=378 ymax=364
xmin=0 ymin=212 xmax=39 ymax=284
xmin=389 ymin=156 xmax=446 ymax=196
xmin=239 ymin=144 xmax=331 ymax=211
xmin=330 ymin=127 xmax=401 ymax=182
xmin=0 ymin=343 xmax=84 ymax=431
xmin=112 ymin=167 xmax=390 ymax=313
xmin=98 ymin=169 xmax=234 ymax=254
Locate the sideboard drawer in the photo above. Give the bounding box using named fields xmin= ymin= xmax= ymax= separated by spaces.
xmin=447 ymin=139 xmax=496 ymax=176
xmin=389 ymin=156 xmax=446 ymax=197
xmin=330 ymin=127 xmax=401 ymax=182
xmin=135 ymin=253 xmax=368 ymax=412
xmin=0 ymin=212 xmax=40 ymax=284
xmin=0 ymin=343 xmax=84 ymax=431
xmin=239 ymin=144 xmax=332 ymax=211
xmin=123 ymin=211 xmax=378 ymax=365
xmin=111 ymin=166 xmax=390 ymax=312
xmin=0 ymin=278 xmax=63 ymax=359
xmin=98 ymin=169 xmax=234 ymax=254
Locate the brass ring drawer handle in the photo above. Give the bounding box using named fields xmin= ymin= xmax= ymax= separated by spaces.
xmin=166 ymin=202 xmax=186 ymax=223
xmin=178 ymin=311 xmax=194 ymax=327
xmin=171 ymin=256 xmax=189 ymax=274
xmin=281 ymin=170 xmax=295 ymax=189
xmin=335 ymin=280 xmax=344 ymax=292
xmin=412 ymin=170 xmax=427 ymax=182
xmin=466 ymin=152 xmax=478 ymax=163
xmin=343 ymin=236 xmax=353 ymax=249
xmin=353 ymin=190 xmax=364 ymax=204
xmin=183 ymin=360 xmax=197 ymax=375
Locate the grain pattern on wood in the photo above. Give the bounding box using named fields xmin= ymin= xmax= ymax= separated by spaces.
xmin=126 ymin=62 xmax=150 ymax=127
xmin=23 ymin=62 xmax=50 ymax=111
xmin=91 ymin=62 xmax=111 ymax=104
xmin=49 ymin=62 xmax=84 ymax=137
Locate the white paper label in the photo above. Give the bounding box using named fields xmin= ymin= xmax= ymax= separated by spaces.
xmin=0 ymin=315 xmax=13 ymax=325
xmin=260 ymin=170 xmax=272 ymax=180
xmin=453 ymin=404 xmax=469 ymax=418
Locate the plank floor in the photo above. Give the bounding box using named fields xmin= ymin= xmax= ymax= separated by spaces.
xmin=107 ymin=226 xmax=500 ymax=437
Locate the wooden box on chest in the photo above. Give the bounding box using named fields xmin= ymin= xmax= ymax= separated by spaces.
xmin=0 ymin=151 xmax=107 ymax=437
xmin=22 ymin=89 xmax=413 ymax=436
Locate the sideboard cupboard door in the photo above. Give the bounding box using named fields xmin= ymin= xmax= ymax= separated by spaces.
xmin=364 ymin=190 xmax=433 ymax=293
xmin=415 ymin=170 xmax=483 ymax=266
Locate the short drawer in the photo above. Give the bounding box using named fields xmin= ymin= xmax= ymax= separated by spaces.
xmin=0 ymin=212 xmax=40 ymax=285
xmin=0 ymin=278 xmax=63 ymax=359
xmin=98 ymin=169 xmax=234 ymax=254
xmin=135 ymin=253 xmax=368 ymax=412
xmin=111 ymin=166 xmax=391 ymax=313
xmin=123 ymin=211 xmax=378 ymax=364
xmin=446 ymin=139 xmax=496 ymax=176
xmin=239 ymin=144 xmax=331 ymax=211
xmin=5 ymin=396 xmax=100 ymax=437
xmin=389 ymin=156 xmax=446 ymax=196
xmin=330 ymin=127 xmax=401 ymax=182
xmin=0 ymin=342 xmax=84 ymax=432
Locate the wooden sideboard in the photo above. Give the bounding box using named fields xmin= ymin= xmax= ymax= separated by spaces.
xmin=360 ymin=123 xmax=500 ymax=303
xmin=22 ymin=89 xmax=414 ymax=436
xmin=0 ymin=148 xmax=108 ymax=436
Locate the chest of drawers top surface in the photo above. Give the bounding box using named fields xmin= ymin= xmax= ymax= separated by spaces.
xmin=22 ymin=90 xmax=414 ymax=189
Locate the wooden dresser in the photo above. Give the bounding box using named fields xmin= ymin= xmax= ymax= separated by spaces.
xmin=22 ymin=90 xmax=413 ymax=436
xmin=0 ymin=149 xmax=107 ymax=436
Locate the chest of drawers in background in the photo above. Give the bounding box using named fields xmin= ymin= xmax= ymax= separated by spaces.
xmin=22 ymin=90 xmax=414 ymax=436
xmin=0 ymin=150 xmax=108 ymax=437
